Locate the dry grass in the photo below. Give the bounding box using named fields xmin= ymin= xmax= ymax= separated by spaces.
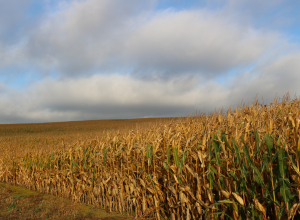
xmin=0 ymin=182 xmax=131 ymax=220
xmin=1 ymin=92 xmax=300 ymax=219
xmin=0 ymin=117 xmax=176 ymax=160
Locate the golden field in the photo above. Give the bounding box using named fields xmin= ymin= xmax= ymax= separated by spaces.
xmin=1 ymin=92 xmax=300 ymax=219
xmin=0 ymin=117 xmax=174 ymax=160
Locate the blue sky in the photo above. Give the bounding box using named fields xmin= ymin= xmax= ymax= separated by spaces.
xmin=0 ymin=0 xmax=300 ymax=123
xmin=156 ymin=0 xmax=215 ymax=10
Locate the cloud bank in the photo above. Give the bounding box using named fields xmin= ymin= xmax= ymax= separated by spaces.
xmin=0 ymin=0 xmax=299 ymax=123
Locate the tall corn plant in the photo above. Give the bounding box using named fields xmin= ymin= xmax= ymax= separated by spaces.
xmin=206 ymin=131 xmax=299 ymax=220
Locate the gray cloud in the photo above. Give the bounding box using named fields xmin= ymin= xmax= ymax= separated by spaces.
xmin=0 ymin=0 xmax=299 ymax=123
xmin=21 ymin=0 xmax=156 ymax=76
xmin=3 ymin=0 xmax=277 ymax=79
xmin=123 ymin=9 xmax=277 ymax=78
xmin=0 ymin=74 xmax=204 ymax=123
xmin=225 ymin=52 xmax=300 ymax=107
xmin=2 ymin=50 xmax=300 ymax=124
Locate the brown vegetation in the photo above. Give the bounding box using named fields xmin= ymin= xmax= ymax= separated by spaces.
xmin=0 ymin=117 xmax=175 ymax=219
xmin=1 ymin=92 xmax=300 ymax=219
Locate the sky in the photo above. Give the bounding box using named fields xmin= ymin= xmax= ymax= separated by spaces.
xmin=0 ymin=0 xmax=300 ymax=123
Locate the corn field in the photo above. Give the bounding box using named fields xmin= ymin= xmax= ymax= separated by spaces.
xmin=1 ymin=92 xmax=300 ymax=219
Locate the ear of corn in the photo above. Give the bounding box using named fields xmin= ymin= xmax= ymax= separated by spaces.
xmin=2 ymin=92 xmax=300 ymax=219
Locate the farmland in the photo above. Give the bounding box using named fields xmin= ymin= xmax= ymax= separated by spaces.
xmin=1 ymin=92 xmax=300 ymax=219
xmin=0 ymin=117 xmax=175 ymax=161
xmin=0 ymin=117 xmax=176 ymax=219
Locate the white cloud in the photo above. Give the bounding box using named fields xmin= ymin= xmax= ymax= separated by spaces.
xmin=2 ymin=50 xmax=300 ymax=124
xmin=0 ymin=74 xmax=224 ymax=123
xmin=124 ymin=9 xmax=277 ymax=77
xmin=11 ymin=0 xmax=277 ymax=79
xmin=225 ymin=52 xmax=300 ymax=105
xmin=0 ymin=0 xmax=299 ymax=123
xmin=21 ymin=0 xmax=155 ymax=75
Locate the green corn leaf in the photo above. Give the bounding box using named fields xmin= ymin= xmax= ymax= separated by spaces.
xmin=146 ymin=142 xmax=150 ymax=158
xmin=253 ymin=167 xmax=265 ymax=187
xmin=213 ymin=139 xmax=221 ymax=166
xmin=210 ymin=166 xmax=218 ymax=175
xmin=209 ymin=172 xmax=214 ymax=190
xmin=178 ymin=163 xmax=183 ymax=174
xmin=283 ymin=178 xmax=291 ymax=188
xmin=262 ymin=154 xmax=269 ymax=172
xmin=212 ymin=212 xmax=224 ymax=215
xmin=173 ymin=145 xmax=180 ymax=167
xmin=272 ymin=164 xmax=280 ymax=180
xmin=271 ymin=151 xmax=278 ymax=164
xmin=150 ymin=145 xmax=153 ymax=159
xmin=203 ymin=203 xmax=221 ymax=213
xmin=253 ymin=131 xmax=263 ymax=160
xmin=83 ymin=157 xmax=87 ymax=170
xmin=208 ymin=140 xmax=213 ymax=190
xmin=265 ymin=134 xmax=274 ymax=156
xmin=219 ymin=176 xmax=225 ymax=189
xmin=148 ymin=145 xmax=153 ymax=166
xmin=213 ymin=212 xmax=235 ymax=220
xmin=276 ymin=135 xmax=282 ymax=149
xmin=232 ymin=139 xmax=241 ymax=166
xmin=163 ymin=161 xmax=169 ymax=172
xmin=71 ymin=157 xmax=78 ymax=172
xmin=244 ymin=144 xmax=265 ymax=187
xmin=221 ymin=134 xmax=234 ymax=153
xmin=278 ymin=147 xmax=294 ymax=204
xmin=178 ymin=149 xmax=187 ymax=174
xmin=91 ymin=155 xmax=95 ymax=167
xmin=278 ymin=147 xmax=286 ymax=179
xmin=244 ymin=144 xmax=253 ymax=167
xmin=87 ymin=148 xmax=91 ymax=161
xmin=229 ymin=171 xmax=239 ymax=182
xmin=279 ymin=177 xmax=294 ymax=202
xmin=203 ymin=205 xmax=234 ymax=220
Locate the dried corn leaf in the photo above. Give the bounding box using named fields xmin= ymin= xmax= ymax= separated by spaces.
xmin=232 ymin=193 xmax=244 ymax=206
